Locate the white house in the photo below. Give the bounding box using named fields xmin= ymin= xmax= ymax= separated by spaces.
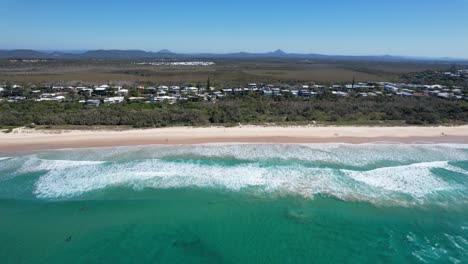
xmin=187 ymin=87 xmax=198 ymax=93
xmin=117 ymin=89 xmax=129 ymax=96
xmin=104 ymin=97 xmax=125 ymax=104
xmin=384 ymin=85 xmax=399 ymax=93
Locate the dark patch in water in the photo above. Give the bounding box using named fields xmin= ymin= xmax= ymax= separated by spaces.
xmin=285 ymin=209 xmax=312 ymax=223
xmin=172 ymin=238 xmax=201 ymax=248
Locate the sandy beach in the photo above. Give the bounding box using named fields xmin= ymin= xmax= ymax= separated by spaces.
xmin=0 ymin=125 xmax=467 ymax=153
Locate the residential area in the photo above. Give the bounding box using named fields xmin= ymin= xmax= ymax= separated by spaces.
xmin=1 ymin=79 xmax=467 ymax=106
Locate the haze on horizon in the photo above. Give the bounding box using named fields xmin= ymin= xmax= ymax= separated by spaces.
xmin=1 ymin=0 xmax=468 ymax=58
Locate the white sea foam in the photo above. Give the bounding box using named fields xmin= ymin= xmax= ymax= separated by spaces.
xmin=1 ymin=144 xmax=467 ymax=205
xmin=28 ymin=158 xmax=467 ymax=205
xmin=342 ymin=161 xmax=465 ymax=198
xmin=0 ymin=157 xmax=11 ymax=161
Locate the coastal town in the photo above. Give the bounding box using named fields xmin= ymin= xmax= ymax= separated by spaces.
xmin=1 ymin=68 xmax=467 ymax=106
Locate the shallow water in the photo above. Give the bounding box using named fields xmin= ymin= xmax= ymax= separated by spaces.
xmin=0 ymin=144 xmax=467 ymax=263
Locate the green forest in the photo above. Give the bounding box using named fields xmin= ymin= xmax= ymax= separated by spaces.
xmin=1 ymin=94 xmax=467 ymax=129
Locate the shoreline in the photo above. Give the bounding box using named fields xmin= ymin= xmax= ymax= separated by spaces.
xmin=1 ymin=125 xmax=467 ymax=154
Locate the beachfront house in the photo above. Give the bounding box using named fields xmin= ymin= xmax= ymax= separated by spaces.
xmin=117 ymin=89 xmax=129 ymax=96
xmin=78 ymin=88 xmax=93 ymax=97
xmin=85 ymin=99 xmax=100 ymax=107
xmin=384 ymin=85 xmax=399 ymax=93
xmin=249 ymin=83 xmax=257 ymax=89
xmin=93 ymin=87 xmax=108 ymax=96
xmin=170 ymin=86 xmax=181 ymax=94
xmin=146 ymin=87 xmax=157 ymax=94
xmin=222 ymin=88 xmax=233 ymax=95
xmin=187 ymin=87 xmax=198 ymax=93
xmin=104 ymin=97 xmax=125 ymax=104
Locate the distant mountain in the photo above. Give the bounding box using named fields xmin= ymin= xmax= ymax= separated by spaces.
xmin=0 ymin=49 xmax=466 ymax=63
xmin=271 ymin=49 xmax=287 ymax=56
xmin=0 ymin=49 xmax=49 ymax=58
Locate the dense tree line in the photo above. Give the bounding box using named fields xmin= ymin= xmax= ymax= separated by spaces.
xmin=1 ymin=95 xmax=467 ymax=128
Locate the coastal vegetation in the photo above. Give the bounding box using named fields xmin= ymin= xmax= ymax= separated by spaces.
xmin=1 ymin=95 xmax=467 ymax=128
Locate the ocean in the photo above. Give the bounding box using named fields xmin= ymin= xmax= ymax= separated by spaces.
xmin=0 ymin=143 xmax=467 ymax=263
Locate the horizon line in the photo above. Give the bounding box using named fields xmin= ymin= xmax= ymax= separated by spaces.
xmin=1 ymin=48 xmax=467 ymax=60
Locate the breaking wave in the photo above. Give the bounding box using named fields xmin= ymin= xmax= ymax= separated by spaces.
xmin=1 ymin=144 xmax=467 ymax=206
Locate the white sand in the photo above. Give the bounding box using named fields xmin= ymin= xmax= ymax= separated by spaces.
xmin=1 ymin=125 xmax=467 ymax=152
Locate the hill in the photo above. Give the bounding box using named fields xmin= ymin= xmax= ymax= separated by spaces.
xmin=0 ymin=49 xmax=467 ymax=63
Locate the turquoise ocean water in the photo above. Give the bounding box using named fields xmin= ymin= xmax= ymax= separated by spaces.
xmin=0 ymin=143 xmax=467 ymax=263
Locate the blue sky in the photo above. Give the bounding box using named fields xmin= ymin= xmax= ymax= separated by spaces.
xmin=1 ymin=0 xmax=468 ymax=58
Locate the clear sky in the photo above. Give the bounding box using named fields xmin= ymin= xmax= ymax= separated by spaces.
xmin=1 ymin=0 xmax=468 ymax=58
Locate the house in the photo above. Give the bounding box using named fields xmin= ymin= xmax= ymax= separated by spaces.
xmin=213 ymin=91 xmax=224 ymax=98
xmin=263 ymin=90 xmax=273 ymax=96
xmin=93 ymin=87 xmax=107 ymax=96
xmin=128 ymin=97 xmax=146 ymax=102
xmin=146 ymin=87 xmax=157 ymax=94
xmin=170 ymin=86 xmax=180 ymax=93
xmin=299 ymin=90 xmax=311 ymax=97
xmin=52 ymin=86 xmax=64 ymax=91
xmin=104 ymin=97 xmax=125 ymax=104
xmin=331 ymin=85 xmax=342 ymax=91
xmin=332 ymin=91 xmax=348 ymax=97
xmin=437 ymin=92 xmax=450 ymax=99
xmin=8 ymin=96 xmax=26 ymax=102
xmin=234 ymin=88 xmax=244 ymax=94
xmin=222 ymin=88 xmax=233 ymax=95
xmin=187 ymin=87 xmax=198 ymax=93
xmin=78 ymin=88 xmax=93 ymax=96
xmin=56 ymin=96 xmax=66 ymax=101
xmin=384 ymin=85 xmax=399 ymax=93
xmin=272 ymin=88 xmax=281 ymax=95
xmin=151 ymin=96 xmax=177 ymax=104
xmin=117 ymin=89 xmax=129 ymax=96
xmin=40 ymin=93 xmax=56 ymax=98
xmin=85 ymin=99 xmax=101 ymax=107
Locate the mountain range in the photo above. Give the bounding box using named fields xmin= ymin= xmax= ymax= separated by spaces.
xmin=0 ymin=49 xmax=467 ymax=63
